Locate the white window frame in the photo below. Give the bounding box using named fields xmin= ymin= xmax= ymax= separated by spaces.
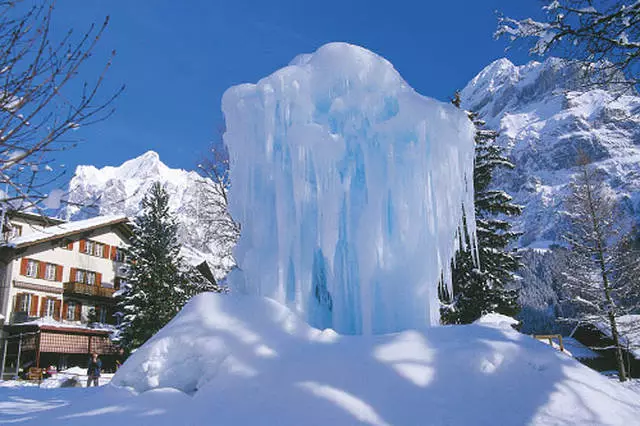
xmin=99 ymin=306 xmax=107 ymax=323
xmin=75 ymin=269 xmax=84 ymax=283
xmin=26 ymin=260 xmax=38 ymax=278
xmin=66 ymin=301 xmax=76 ymax=321
xmin=19 ymin=293 xmax=32 ymax=312
xmin=86 ymin=271 xmax=96 ymax=286
xmin=45 ymin=263 xmax=56 ymax=281
xmin=94 ymin=243 xmax=103 ymax=258
xmin=44 ymin=299 xmax=56 ymax=317
xmin=84 ymin=241 xmax=94 ymax=255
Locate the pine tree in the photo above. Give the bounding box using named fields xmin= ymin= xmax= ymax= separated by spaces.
xmin=441 ymin=94 xmax=522 ymax=324
xmin=117 ymin=182 xmax=193 ymax=350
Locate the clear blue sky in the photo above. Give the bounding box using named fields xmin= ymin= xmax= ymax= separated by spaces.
xmin=47 ymin=0 xmax=542 ymax=178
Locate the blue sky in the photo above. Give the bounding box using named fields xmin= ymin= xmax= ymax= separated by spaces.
xmin=47 ymin=0 xmax=542 ymax=178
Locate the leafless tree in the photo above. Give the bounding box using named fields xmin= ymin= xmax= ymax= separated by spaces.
xmin=0 ymin=1 xmax=122 ymax=213
xmin=496 ymin=1 xmax=640 ymax=89
xmin=193 ymin=140 xmax=240 ymax=271
xmin=560 ymin=153 xmax=640 ymax=381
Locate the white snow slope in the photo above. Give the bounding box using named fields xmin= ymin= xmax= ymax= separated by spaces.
xmin=60 ymin=151 xmax=235 ymax=279
xmin=223 ymin=42 xmax=476 ymax=334
xmin=461 ymin=57 xmax=640 ymax=248
xmin=2 ymin=293 xmax=639 ymax=425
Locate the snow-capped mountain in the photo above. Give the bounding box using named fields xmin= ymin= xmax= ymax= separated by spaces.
xmin=461 ymin=57 xmax=640 ymax=248
xmin=60 ymin=151 xmax=236 ymax=280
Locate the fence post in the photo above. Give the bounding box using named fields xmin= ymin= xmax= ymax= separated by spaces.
xmin=0 ymin=337 xmax=7 ymax=380
xmin=15 ymin=333 xmax=22 ymax=377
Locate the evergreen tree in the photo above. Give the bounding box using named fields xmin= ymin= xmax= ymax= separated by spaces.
xmin=441 ymin=94 xmax=522 ymax=324
xmin=117 ymin=182 xmax=193 ymax=349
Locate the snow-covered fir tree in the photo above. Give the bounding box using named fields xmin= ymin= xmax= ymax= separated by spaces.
xmin=441 ymin=95 xmax=521 ymax=324
xmin=117 ymin=182 xmax=213 ymax=350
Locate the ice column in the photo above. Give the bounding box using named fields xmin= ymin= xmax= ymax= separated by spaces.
xmin=222 ymin=42 xmax=475 ymax=334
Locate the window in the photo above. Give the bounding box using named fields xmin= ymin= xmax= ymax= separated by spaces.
xmin=26 ymin=260 xmax=38 ymax=278
xmin=44 ymin=299 xmax=55 ymax=318
xmin=10 ymin=224 xmax=22 ymax=239
xmin=66 ymin=301 xmax=76 ymax=321
xmin=83 ymin=240 xmax=94 ymax=255
xmin=82 ymin=240 xmax=107 ymax=257
xmin=75 ymin=269 xmax=84 ymax=283
xmin=114 ymin=248 xmax=126 ymax=262
xmin=19 ymin=293 xmax=32 ymax=312
xmin=99 ymin=306 xmax=107 ymax=323
xmin=45 ymin=263 xmax=56 ymax=281
xmin=86 ymin=271 xmax=96 ymax=286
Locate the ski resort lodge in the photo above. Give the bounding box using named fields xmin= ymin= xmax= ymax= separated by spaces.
xmin=0 ymin=212 xmax=131 ymax=378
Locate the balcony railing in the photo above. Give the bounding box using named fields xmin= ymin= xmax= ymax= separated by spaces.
xmin=63 ymin=282 xmax=115 ymax=298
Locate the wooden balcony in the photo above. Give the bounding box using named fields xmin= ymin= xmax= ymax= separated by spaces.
xmin=63 ymin=282 xmax=115 ymax=299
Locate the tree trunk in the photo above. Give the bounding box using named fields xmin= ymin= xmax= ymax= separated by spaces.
xmin=607 ymin=310 xmax=628 ymax=382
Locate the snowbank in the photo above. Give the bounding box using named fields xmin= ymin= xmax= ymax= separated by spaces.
xmin=104 ymin=293 xmax=640 ymax=426
xmin=473 ymin=312 xmax=520 ymax=329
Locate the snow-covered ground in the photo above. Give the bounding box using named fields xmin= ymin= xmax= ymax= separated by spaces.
xmin=0 ymin=367 xmax=115 ymax=389
xmin=1 ymin=293 xmax=639 ymax=425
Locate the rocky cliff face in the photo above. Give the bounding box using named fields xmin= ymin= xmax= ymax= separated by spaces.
xmin=461 ymin=57 xmax=640 ymax=248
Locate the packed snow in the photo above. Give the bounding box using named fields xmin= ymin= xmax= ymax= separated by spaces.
xmin=2 ymin=293 xmax=640 ymax=425
xmin=223 ymin=42 xmax=476 ymax=334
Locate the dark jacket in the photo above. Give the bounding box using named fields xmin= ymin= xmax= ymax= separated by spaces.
xmin=87 ymin=358 xmax=102 ymax=377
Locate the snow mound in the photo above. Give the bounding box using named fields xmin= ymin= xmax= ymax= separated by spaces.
xmin=474 ymin=313 xmax=521 ymax=329
xmin=223 ymin=42 xmax=476 ymax=334
xmin=110 ymin=293 xmax=640 ymax=425
xmin=112 ymin=293 xmax=317 ymax=394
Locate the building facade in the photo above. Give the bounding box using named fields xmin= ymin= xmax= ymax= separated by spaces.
xmin=0 ymin=212 xmax=131 ymax=377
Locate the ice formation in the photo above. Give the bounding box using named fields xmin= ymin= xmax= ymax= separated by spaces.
xmin=222 ymin=42 xmax=475 ymax=334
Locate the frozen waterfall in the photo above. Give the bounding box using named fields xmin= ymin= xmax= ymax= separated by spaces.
xmin=222 ymin=42 xmax=475 ymax=334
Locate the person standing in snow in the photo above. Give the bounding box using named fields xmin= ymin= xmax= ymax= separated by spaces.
xmin=87 ymin=352 xmax=102 ymax=387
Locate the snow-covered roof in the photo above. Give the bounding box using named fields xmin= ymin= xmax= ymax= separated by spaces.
xmin=595 ymin=315 xmax=640 ymax=359
xmin=10 ymin=316 xmax=116 ymax=334
xmin=5 ymin=214 xmax=130 ymax=249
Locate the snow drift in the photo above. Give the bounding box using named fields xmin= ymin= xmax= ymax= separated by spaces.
xmin=106 ymin=292 xmax=640 ymax=426
xmin=222 ymin=42 xmax=476 ymax=334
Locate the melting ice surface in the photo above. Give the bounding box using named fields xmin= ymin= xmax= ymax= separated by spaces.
xmin=222 ymin=43 xmax=475 ymax=334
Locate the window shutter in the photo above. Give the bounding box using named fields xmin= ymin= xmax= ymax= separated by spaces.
xmin=69 ymin=268 xmax=77 ymax=283
xmin=62 ymin=301 xmax=68 ymax=320
xmin=95 ymin=305 xmax=102 ymax=322
xmin=30 ymin=295 xmax=39 ymax=316
xmin=54 ymin=300 xmax=61 ymax=320
xmin=110 ymin=246 xmax=117 ymax=260
xmin=96 ymin=272 xmax=102 ymax=287
xmin=102 ymin=244 xmax=110 ymax=259
xmin=79 ymin=240 xmax=86 ymax=253
xmin=40 ymin=297 xmax=46 ymax=317
xmin=56 ymin=265 xmax=63 ymax=282
xmin=14 ymin=293 xmax=22 ymax=311
xmin=74 ymin=302 xmax=82 ymax=321
xmin=67 ymin=242 xmax=74 ymax=250
xmin=20 ymin=258 xmax=28 ymax=276
xmin=37 ymin=262 xmax=46 ymax=279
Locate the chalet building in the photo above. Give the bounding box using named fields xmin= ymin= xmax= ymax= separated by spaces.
xmin=0 ymin=212 xmax=131 ymax=377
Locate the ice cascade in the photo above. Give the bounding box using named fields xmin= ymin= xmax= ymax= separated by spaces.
xmin=222 ymin=42 xmax=475 ymax=334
